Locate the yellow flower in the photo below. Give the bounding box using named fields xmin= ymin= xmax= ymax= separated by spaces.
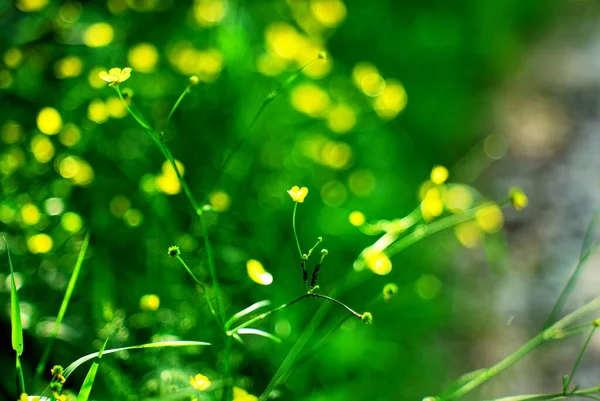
xmin=99 ymin=67 xmax=132 ymax=86
xmin=19 ymin=394 xmax=28 ymax=401
xmin=287 ymin=186 xmax=308 ymax=203
xmin=190 ymin=373 xmax=211 ymax=391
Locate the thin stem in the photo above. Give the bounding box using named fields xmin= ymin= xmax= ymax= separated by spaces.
xmin=202 ymin=56 xmax=322 ymax=204
xmin=545 ymin=243 xmax=600 ymax=328
xmin=175 ymin=255 xmax=220 ymax=326
xmin=564 ymin=325 xmax=597 ymax=393
xmin=484 ymin=385 xmax=600 ymax=401
xmin=114 ymin=85 xmax=226 ymax=328
xmin=292 ymin=203 xmax=302 ymax=259
xmin=387 ymin=200 xmax=510 ymax=258
xmin=307 ymin=294 xmax=362 ymax=319
xmin=163 ymin=84 xmax=191 ymax=136
xmin=230 ymin=294 xmax=309 ymax=333
xmin=229 ymin=291 xmax=362 ymax=335
xmin=441 ymin=295 xmax=600 ymax=400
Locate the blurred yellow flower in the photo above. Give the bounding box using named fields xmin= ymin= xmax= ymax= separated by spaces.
xmin=430 ymin=165 xmax=449 ymax=185
xmin=287 ymin=186 xmax=308 ymax=203
xmin=99 ymin=67 xmax=132 ymax=86
xmin=190 ymin=373 xmax=211 ymax=391
xmin=233 ymin=387 xmax=258 ymax=401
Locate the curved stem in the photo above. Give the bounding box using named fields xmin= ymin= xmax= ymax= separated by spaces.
xmin=114 ymin=86 xmax=226 ymax=328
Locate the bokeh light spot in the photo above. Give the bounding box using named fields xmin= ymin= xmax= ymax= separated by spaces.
xmin=37 ymin=107 xmax=62 ymax=135
xmin=83 ymin=23 xmax=114 ymax=48
xmin=27 ymin=233 xmax=53 ymax=254
xmin=21 ymin=204 xmax=41 ymax=226
xmin=209 ymin=190 xmax=231 ymax=212
xmin=415 ymin=274 xmax=441 ymax=300
xmin=349 ymin=211 xmax=366 ymax=227
xmin=128 ymin=43 xmax=159 ymax=73
xmin=61 ymin=212 xmax=83 ymax=233
xmin=475 ymin=203 xmax=504 ymax=233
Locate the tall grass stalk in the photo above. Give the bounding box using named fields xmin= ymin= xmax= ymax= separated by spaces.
xmin=34 ymin=231 xmax=91 ymax=387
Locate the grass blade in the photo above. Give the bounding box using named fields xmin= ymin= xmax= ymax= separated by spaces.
xmin=225 ymin=300 xmax=271 ymax=330
xmin=237 ymin=328 xmax=281 ymax=343
xmin=63 ymin=340 xmax=211 ymax=379
xmin=34 ymin=231 xmax=91 ymax=385
xmin=76 ymin=338 xmax=108 ymax=401
xmin=5 ymin=236 xmax=24 ymax=356
xmin=4 ymin=236 xmax=25 ymax=396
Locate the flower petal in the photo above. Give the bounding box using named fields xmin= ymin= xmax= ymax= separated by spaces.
xmin=98 ymin=71 xmax=112 ymax=82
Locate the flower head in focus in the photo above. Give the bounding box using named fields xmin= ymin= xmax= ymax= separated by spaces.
xmin=99 ymin=67 xmax=132 ymax=86
xmin=287 ymin=186 xmax=308 ymax=203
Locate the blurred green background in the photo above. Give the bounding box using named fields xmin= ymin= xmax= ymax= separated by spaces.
xmin=0 ymin=0 xmax=567 ymax=400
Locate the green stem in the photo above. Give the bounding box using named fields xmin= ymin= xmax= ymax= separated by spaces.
xmin=175 ymin=255 xmax=220 ymax=326
xmin=485 ymin=385 xmax=600 ymax=401
xmin=292 ymin=203 xmax=302 ymax=259
xmin=162 ymin=85 xmax=191 ymax=136
xmin=442 ymin=295 xmax=600 ymax=400
xmin=114 ymin=86 xmax=226 ymax=328
xmin=564 ymin=325 xmax=597 ymax=393
xmin=308 ymin=294 xmax=362 ymax=319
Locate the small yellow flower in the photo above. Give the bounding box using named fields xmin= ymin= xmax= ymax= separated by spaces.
xmin=19 ymin=394 xmax=28 ymax=401
xmin=287 ymin=186 xmax=308 ymax=203
xmin=190 ymin=373 xmax=211 ymax=391
xmin=99 ymin=67 xmax=132 ymax=86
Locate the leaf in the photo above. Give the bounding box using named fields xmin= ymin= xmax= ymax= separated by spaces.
xmin=225 ymin=300 xmax=271 ymax=330
xmin=237 ymin=328 xmax=281 ymax=343
xmin=76 ymin=338 xmax=108 ymax=401
xmin=4 ymin=237 xmax=23 ymax=356
xmin=63 ymin=340 xmax=211 ymax=379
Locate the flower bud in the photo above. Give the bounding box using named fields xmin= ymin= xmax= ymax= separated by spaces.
xmin=189 ymin=75 xmax=199 ymax=86
xmin=167 ymin=245 xmax=180 ymax=257
xmin=360 ymin=312 xmax=373 ymax=324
